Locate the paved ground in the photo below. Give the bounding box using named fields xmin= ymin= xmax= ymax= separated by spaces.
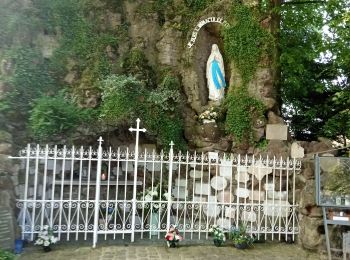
xmin=17 ymin=240 xmax=326 ymax=260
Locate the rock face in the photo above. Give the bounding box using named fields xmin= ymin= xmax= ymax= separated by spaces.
xmin=0 ymin=131 xmax=17 ymax=250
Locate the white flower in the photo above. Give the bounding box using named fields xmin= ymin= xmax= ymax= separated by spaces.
xmin=151 ymin=190 xmax=158 ymax=197
xmin=163 ymin=193 xmax=171 ymax=200
xmin=35 ymin=239 xmax=43 ymax=245
xmin=44 ymin=241 xmax=50 ymax=247
xmin=145 ymin=194 xmax=153 ymax=202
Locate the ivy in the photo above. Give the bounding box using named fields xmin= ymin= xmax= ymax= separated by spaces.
xmin=29 ymin=92 xmax=95 ymax=141
xmin=98 ymin=74 xmax=186 ymax=150
xmin=99 ymin=75 xmax=146 ymax=125
xmin=225 ymin=88 xmax=265 ymax=143
xmin=222 ymin=3 xmax=271 ymax=84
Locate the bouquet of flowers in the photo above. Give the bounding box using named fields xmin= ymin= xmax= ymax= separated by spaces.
xmin=198 ymin=107 xmax=218 ymax=123
xmin=34 ymin=225 xmax=58 ymax=250
xmin=209 ymin=225 xmax=226 ymax=247
xmin=139 ymin=183 xmax=171 ymax=212
xmin=165 ymin=225 xmax=183 ymax=248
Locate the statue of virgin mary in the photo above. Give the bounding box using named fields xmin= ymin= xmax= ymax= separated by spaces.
xmin=206 ymin=44 xmax=226 ymax=102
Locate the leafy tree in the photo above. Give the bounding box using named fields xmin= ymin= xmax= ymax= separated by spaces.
xmin=280 ymin=0 xmax=350 ymax=144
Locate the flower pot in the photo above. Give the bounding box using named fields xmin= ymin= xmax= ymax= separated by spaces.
xmin=234 ymin=242 xmax=248 ymax=249
xmin=167 ymin=240 xmax=179 ymax=248
xmin=43 ymin=246 xmax=51 ymax=252
xmin=213 ymin=239 xmax=224 ymax=247
xmin=149 ymin=212 xmax=160 ymax=236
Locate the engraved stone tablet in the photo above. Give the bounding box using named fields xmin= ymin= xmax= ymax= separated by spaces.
xmin=225 ymin=207 xmax=236 ymax=219
xmin=249 ymin=190 xmax=265 ymax=201
xmin=172 ymin=186 xmax=188 ymax=199
xmin=195 ymin=183 xmax=211 ymax=195
xmin=235 ymin=171 xmax=250 ymax=183
xmin=241 ymin=210 xmax=257 ymax=222
xmin=220 ymin=160 xmax=232 ymax=178
xmin=217 ymin=191 xmax=234 ymax=203
xmin=247 ymin=161 xmax=272 ymax=181
xmin=190 ymin=170 xmax=203 ymax=179
xmin=216 ymin=217 xmax=231 ymax=230
xmin=263 ymin=200 xmax=290 ymax=217
xmin=236 ymin=187 xmax=250 ymax=198
xmin=210 ymin=176 xmax=228 ymax=191
xmin=175 ymin=178 xmax=187 ymax=187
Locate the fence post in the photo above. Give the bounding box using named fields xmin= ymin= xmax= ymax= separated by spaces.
xmin=166 ymin=141 xmax=174 ymax=232
xmin=92 ymin=136 xmax=103 ymax=248
xmin=129 ymin=118 xmax=146 ymax=242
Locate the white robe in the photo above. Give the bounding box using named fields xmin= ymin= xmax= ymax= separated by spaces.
xmin=206 ymin=44 xmax=226 ymax=102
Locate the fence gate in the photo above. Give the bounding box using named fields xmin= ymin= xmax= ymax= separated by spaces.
xmin=13 ymin=119 xmax=301 ymax=247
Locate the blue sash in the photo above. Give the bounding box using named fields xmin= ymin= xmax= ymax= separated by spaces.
xmin=211 ymin=59 xmax=226 ymax=89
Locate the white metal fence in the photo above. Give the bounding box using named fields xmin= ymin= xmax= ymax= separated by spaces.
xmin=12 ymin=119 xmax=301 ymax=247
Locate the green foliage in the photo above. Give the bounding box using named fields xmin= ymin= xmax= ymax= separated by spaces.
xmin=223 ymin=3 xmax=271 ymax=84
xmin=0 ymin=47 xmax=57 ymax=115
xmin=229 ymin=225 xmax=255 ymax=247
xmin=324 ymin=165 xmax=350 ymax=194
xmin=99 ymin=75 xmax=146 ymax=124
xmin=280 ymin=0 xmax=350 ymax=143
xmin=0 ymin=249 xmax=15 ymax=260
xmin=225 ymin=88 xmax=265 ymax=143
xmin=184 ymin=0 xmax=214 ymax=12
xmin=29 ymin=93 xmax=94 ymax=141
xmin=98 ymin=74 xmax=186 ymax=150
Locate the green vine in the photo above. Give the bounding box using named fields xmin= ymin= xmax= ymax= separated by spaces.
xmin=223 ymin=3 xmax=270 ymax=144
xmin=222 ymin=3 xmax=271 ymax=84
xmin=225 ymin=88 xmax=265 ymax=143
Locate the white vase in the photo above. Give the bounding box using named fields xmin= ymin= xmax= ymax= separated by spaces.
xmin=202 ymin=119 xmax=215 ymax=124
xmin=149 ymin=212 xmax=160 ymax=236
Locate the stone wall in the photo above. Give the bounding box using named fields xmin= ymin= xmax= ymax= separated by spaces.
xmin=0 ymin=131 xmax=18 ymax=250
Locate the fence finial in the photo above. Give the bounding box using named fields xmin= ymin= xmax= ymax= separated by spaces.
xmin=97 ymin=136 xmax=104 ymax=146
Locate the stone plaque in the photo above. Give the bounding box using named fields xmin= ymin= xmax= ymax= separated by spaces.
xmin=225 ymin=207 xmax=236 ymax=219
xmin=216 ymin=217 xmax=231 ymax=230
xmin=291 ymin=142 xmax=304 ymax=159
xmin=266 ymin=124 xmax=288 ymax=140
xmin=175 ymin=178 xmax=187 ymax=187
xmin=263 ymin=200 xmax=290 ymax=217
xmin=235 ymin=171 xmax=250 ymax=183
xmin=172 ymin=186 xmax=188 ymax=199
xmin=249 ymin=190 xmax=265 ymax=201
xmin=247 ymin=161 xmax=272 ymax=181
xmin=190 ymin=170 xmax=204 ymax=179
xmin=210 ymin=176 xmax=228 ymax=191
xmin=122 ymin=162 xmax=134 ymax=172
xmin=236 ymin=188 xmax=250 ymax=198
xmin=195 ymin=183 xmax=211 ymax=195
xmin=241 ymin=210 xmax=257 ymax=222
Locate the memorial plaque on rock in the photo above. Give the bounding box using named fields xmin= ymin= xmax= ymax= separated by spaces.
xmin=122 ymin=162 xmax=134 ymax=172
xmin=241 ymin=210 xmax=257 ymax=222
xmin=225 ymin=207 xmax=236 ymax=219
xmin=266 ymin=124 xmax=288 ymax=140
xmin=249 ymin=190 xmax=265 ymax=201
xmin=172 ymin=186 xmax=188 ymax=199
xmin=145 ymin=162 xmax=161 ymax=172
xmin=247 ymin=161 xmax=272 ymax=181
xmin=267 ymin=191 xmax=288 ymax=200
xmin=236 ymin=187 xmax=250 ymax=198
xmin=195 ymin=183 xmax=211 ymax=195
xmin=175 ymin=178 xmax=187 ymax=187
xmin=210 ymin=176 xmax=228 ymax=191
xmin=235 ymin=171 xmax=250 ymax=183
xmin=263 ymin=199 xmax=290 ymax=217
xmin=203 ymin=203 xmax=221 ymax=218
xmin=219 ymin=160 xmax=233 ymax=178
xmin=216 ymin=217 xmax=231 ymax=230
xmin=190 ymin=170 xmax=206 ymax=179
xmin=208 ymin=152 xmax=219 ymax=162
xmin=217 ymin=191 xmax=234 ymax=203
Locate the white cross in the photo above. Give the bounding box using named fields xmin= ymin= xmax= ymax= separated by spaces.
xmin=129 ymin=118 xmax=146 ymax=135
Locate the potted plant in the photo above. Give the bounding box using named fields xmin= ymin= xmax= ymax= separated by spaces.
xmin=165 ymin=225 xmax=183 ymax=248
xmin=229 ymin=225 xmax=254 ymax=249
xmin=34 ymin=225 xmax=58 ymax=252
xmin=209 ymin=225 xmax=226 ymax=247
